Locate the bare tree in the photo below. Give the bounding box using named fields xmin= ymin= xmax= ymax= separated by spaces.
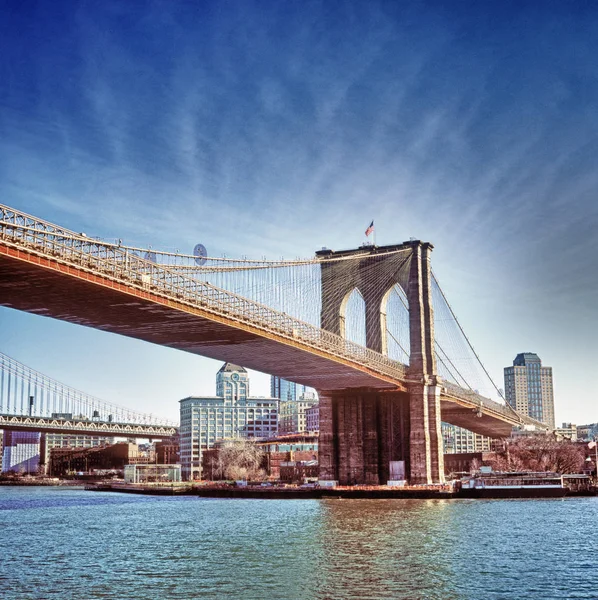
xmin=213 ymin=439 xmax=265 ymax=481
xmin=488 ymin=437 xmax=585 ymax=473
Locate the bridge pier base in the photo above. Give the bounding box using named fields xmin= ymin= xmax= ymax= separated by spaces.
xmin=317 ymin=390 xmax=410 ymax=486
xmin=318 ymin=385 xmax=445 ymax=485
xmin=408 ymin=380 xmax=444 ymax=485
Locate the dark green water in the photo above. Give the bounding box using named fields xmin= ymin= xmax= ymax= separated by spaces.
xmin=1 ymin=486 xmax=596 ymax=599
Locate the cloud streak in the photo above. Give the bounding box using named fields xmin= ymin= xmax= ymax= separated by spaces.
xmin=1 ymin=0 xmax=597 ymax=421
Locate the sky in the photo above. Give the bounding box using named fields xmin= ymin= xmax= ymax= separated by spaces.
xmin=0 ymin=0 xmax=597 ymax=424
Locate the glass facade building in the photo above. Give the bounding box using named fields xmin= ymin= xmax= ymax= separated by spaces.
xmin=271 ymin=377 xmax=304 ymax=402
xmin=504 ymin=353 xmax=555 ymax=429
xmin=270 ymin=376 xmax=317 ymax=403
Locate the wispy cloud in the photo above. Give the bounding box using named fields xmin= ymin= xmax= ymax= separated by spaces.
xmin=1 ymin=0 xmax=597 ymax=420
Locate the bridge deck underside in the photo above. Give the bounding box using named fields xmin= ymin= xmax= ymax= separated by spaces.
xmin=0 ymin=248 xmax=405 ymax=394
xmin=439 ymin=400 xmax=513 ymax=438
xmin=0 ymin=248 xmax=517 ymax=439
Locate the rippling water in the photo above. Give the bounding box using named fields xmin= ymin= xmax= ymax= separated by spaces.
xmin=1 ymin=486 xmax=597 ymax=599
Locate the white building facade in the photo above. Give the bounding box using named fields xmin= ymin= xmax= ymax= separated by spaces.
xmin=1 ymin=431 xmax=41 ymax=474
xmin=442 ymin=423 xmax=493 ymax=454
xmin=179 ymin=363 xmax=278 ymax=480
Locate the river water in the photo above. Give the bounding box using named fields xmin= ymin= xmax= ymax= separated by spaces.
xmin=1 ymin=486 xmax=597 ymax=600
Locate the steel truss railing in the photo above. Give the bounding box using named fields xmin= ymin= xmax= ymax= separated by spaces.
xmin=0 ymin=204 xmax=409 ymax=385
xmin=0 ymin=414 xmax=177 ymax=437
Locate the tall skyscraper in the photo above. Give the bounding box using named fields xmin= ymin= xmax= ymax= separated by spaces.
xmin=271 ymin=377 xmax=303 ymax=402
xmin=504 ymin=353 xmax=555 ymax=429
xmin=270 ymin=376 xmax=317 ymax=402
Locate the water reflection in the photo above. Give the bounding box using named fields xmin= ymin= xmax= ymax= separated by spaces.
xmin=1 ymin=488 xmax=597 ymax=600
xmin=315 ymin=500 xmax=460 ymax=599
xmin=314 ymin=498 xmax=598 ymax=600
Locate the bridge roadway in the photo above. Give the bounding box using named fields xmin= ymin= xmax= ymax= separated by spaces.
xmin=0 ymin=414 xmax=177 ymax=438
xmin=0 ymin=232 xmax=528 ymax=439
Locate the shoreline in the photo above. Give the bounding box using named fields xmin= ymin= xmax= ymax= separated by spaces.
xmin=0 ymin=479 xmax=86 ymax=487
xmin=3 ymin=480 xmax=595 ymax=499
xmin=83 ymin=482 xmax=598 ymax=499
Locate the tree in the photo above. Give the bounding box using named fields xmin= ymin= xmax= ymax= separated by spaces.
xmin=488 ymin=437 xmax=586 ymax=474
xmin=213 ymin=439 xmax=265 ymax=481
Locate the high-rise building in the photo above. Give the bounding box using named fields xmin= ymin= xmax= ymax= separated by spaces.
xmin=179 ymin=363 xmax=278 ymax=480
xmin=504 ymin=353 xmax=555 ymax=429
xmin=305 ymin=403 xmax=319 ymax=433
xmin=271 ymin=377 xmax=304 ymax=402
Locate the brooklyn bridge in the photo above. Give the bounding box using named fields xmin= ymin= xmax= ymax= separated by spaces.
xmin=0 ymin=203 xmax=545 ymax=485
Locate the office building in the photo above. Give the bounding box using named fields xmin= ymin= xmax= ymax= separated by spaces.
xmin=271 ymin=377 xmax=304 ymax=402
xmin=504 ymin=353 xmax=555 ymax=428
xmin=180 ymin=363 xmax=278 ymax=480
xmin=279 ymin=393 xmax=318 ymax=435
xmin=577 ymin=423 xmax=598 ymax=441
xmin=270 ymin=377 xmax=317 ymax=402
xmin=1 ymin=431 xmax=42 ymax=474
xmin=441 ymin=423 xmax=493 ymax=454
xmin=554 ymin=423 xmax=577 ymax=441
xmin=306 ymin=403 xmax=319 ymax=432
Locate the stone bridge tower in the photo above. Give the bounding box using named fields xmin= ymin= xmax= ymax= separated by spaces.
xmin=315 ymin=241 xmax=444 ymax=485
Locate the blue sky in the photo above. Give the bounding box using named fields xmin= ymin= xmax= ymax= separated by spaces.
xmin=1 ymin=0 xmax=597 ymax=424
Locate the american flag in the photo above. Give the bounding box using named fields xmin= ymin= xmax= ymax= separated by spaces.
xmin=365 ymin=220 xmax=374 ymax=237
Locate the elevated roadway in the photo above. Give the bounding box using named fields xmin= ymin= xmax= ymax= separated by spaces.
xmin=0 ymin=207 xmax=543 ymax=440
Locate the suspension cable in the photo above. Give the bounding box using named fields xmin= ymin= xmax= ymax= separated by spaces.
xmin=431 ymin=272 xmax=520 ymax=415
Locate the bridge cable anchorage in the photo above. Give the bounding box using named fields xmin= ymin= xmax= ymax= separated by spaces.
xmin=430 ymin=272 xmax=523 ymax=422
xmin=0 ymin=351 xmax=176 ymax=427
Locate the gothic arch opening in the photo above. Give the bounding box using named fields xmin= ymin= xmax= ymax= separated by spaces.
xmin=339 ymin=288 xmax=366 ymax=346
xmin=380 ymin=283 xmax=410 ymax=364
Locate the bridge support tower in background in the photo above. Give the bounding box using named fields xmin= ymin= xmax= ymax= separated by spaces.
xmin=316 ymin=241 xmax=444 ymax=485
